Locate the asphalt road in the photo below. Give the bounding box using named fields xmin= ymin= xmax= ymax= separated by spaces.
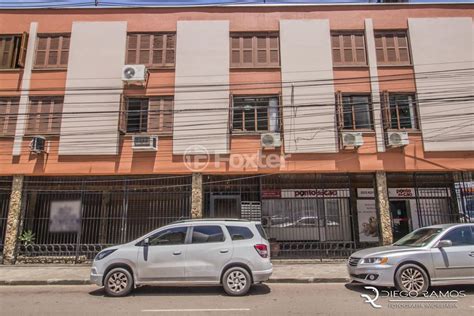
xmin=1 ymin=283 xmax=474 ymax=315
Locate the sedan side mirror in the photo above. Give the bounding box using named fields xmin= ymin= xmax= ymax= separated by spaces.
xmin=437 ymin=239 xmax=452 ymax=248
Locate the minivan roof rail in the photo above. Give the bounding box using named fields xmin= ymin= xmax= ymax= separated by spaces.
xmin=171 ymin=218 xmax=251 ymax=224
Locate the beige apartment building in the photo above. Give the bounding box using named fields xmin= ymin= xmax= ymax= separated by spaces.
xmin=0 ymin=2 xmax=473 ymax=263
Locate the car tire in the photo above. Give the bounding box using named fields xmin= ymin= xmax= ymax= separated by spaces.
xmin=222 ymin=267 xmax=252 ymax=296
xmin=104 ymin=267 xmax=134 ymax=297
xmin=395 ymin=263 xmax=429 ymax=295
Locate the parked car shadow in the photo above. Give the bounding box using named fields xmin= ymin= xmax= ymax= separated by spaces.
xmin=89 ymin=283 xmax=271 ymax=297
xmin=345 ymin=281 xmax=474 ymax=295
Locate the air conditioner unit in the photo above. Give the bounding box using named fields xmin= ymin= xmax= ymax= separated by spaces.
xmin=261 ymin=133 xmax=281 ymax=149
xmin=341 ymin=132 xmax=364 ymax=148
xmin=387 ymin=131 xmax=409 ymax=147
xmin=132 ymin=135 xmax=158 ymax=151
xmin=30 ymin=136 xmax=46 ymax=154
xmin=122 ymin=65 xmax=147 ymax=84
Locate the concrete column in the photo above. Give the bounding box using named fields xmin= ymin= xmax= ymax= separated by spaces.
xmin=3 ymin=175 xmax=24 ymax=264
xmin=375 ymin=171 xmax=393 ymax=245
xmin=191 ymin=173 xmax=203 ymax=219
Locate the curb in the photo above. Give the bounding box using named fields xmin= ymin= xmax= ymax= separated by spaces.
xmin=0 ymin=278 xmax=349 ymax=286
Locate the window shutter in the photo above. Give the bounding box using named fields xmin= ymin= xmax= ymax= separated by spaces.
xmin=381 ymin=91 xmax=390 ymax=130
xmin=51 ymin=98 xmax=63 ymax=134
xmin=17 ymin=32 xmax=29 ymax=67
xmin=148 ymin=98 xmax=160 ymax=133
xmin=119 ymin=94 xmax=127 ymax=133
xmin=162 ymin=98 xmax=173 ymax=134
xmin=335 ymin=91 xmax=343 ymax=130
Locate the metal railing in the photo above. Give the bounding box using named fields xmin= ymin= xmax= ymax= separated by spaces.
xmin=16 ymin=176 xmax=192 ymax=263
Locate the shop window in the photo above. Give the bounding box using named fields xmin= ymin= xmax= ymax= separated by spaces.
xmin=126 ymin=33 xmax=175 ymax=68
xmin=375 ymin=31 xmax=410 ymax=65
xmin=232 ymin=96 xmax=279 ymax=133
xmin=331 ymin=33 xmax=367 ymax=66
xmin=0 ymin=97 xmax=20 ymax=136
xmin=34 ymin=34 xmax=70 ymax=69
xmin=0 ymin=33 xmax=28 ymax=69
xmin=337 ymin=94 xmax=373 ymax=130
xmin=383 ymin=93 xmax=418 ymax=130
xmin=122 ymin=97 xmax=173 ymax=134
xmin=26 ymin=96 xmax=63 ymax=135
xmin=192 ymin=226 xmax=225 ymax=243
xmin=230 ymin=33 xmax=280 ymax=68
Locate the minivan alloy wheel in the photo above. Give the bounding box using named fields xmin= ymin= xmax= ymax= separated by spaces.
xmin=226 ymin=271 xmax=247 ymax=293
xmin=108 ymin=271 xmax=128 ymax=294
xmin=104 ymin=267 xmax=133 ymax=297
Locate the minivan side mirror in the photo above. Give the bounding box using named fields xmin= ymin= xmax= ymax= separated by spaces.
xmin=437 ymin=239 xmax=453 ymax=248
xmin=144 ymin=237 xmax=150 ymax=246
xmin=143 ymin=237 xmax=150 ymax=261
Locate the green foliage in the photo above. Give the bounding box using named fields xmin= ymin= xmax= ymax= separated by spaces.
xmin=19 ymin=230 xmax=35 ymax=246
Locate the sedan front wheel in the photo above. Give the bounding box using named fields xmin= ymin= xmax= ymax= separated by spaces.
xmin=395 ymin=263 xmax=429 ymax=295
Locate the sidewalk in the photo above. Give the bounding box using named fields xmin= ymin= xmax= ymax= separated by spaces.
xmin=0 ymin=262 xmax=349 ymax=285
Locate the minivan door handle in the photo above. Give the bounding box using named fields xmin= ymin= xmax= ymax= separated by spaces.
xmin=173 ymin=251 xmax=182 ymax=255
xmin=469 ymin=252 xmax=474 ymax=257
xmin=220 ymin=249 xmax=229 ymax=254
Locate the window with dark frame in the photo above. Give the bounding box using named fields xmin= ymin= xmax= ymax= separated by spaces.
xmin=386 ymin=93 xmax=418 ymax=130
xmin=340 ymin=95 xmax=373 ymax=130
xmin=0 ymin=97 xmax=20 ymax=136
xmin=124 ymin=97 xmax=173 ymax=134
xmin=192 ymin=226 xmax=225 ymax=243
xmin=331 ymin=33 xmax=367 ymax=65
xmin=0 ymin=34 xmax=28 ymax=69
xmin=34 ymin=34 xmax=70 ymax=68
xmin=230 ymin=33 xmax=280 ymax=68
xmin=126 ymin=33 xmax=175 ymax=68
xmin=375 ymin=31 xmax=411 ymax=65
xmin=26 ymin=96 xmax=63 ymax=135
xmin=232 ymin=96 xmax=279 ymax=133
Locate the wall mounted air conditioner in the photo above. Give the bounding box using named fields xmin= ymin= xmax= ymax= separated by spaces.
xmin=387 ymin=131 xmax=409 ymax=147
xmin=341 ymin=132 xmax=364 ymax=148
xmin=132 ymin=135 xmax=158 ymax=151
xmin=30 ymin=136 xmax=46 ymax=154
xmin=122 ymin=65 xmax=147 ymax=84
xmin=261 ymin=133 xmax=281 ymax=149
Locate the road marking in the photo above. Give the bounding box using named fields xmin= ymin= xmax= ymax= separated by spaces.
xmin=142 ymin=308 xmax=251 ymax=313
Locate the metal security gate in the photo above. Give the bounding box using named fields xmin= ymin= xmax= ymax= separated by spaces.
xmin=387 ymin=172 xmax=471 ymax=240
xmin=17 ymin=176 xmax=191 ymax=263
xmin=261 ymin=174 xmax=356 ymax=258
xmin=0 ymin=177 xmax=12 ymax=258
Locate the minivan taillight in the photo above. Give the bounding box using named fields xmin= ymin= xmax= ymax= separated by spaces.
xmin=254 ymin=244 xmax=269 ymax=258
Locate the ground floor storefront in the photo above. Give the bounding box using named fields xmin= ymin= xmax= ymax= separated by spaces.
xmin=0 ymin=172 xmax=472 ymax=263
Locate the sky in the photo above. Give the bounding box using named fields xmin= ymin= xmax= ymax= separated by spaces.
xmin=0 ymin=0 xmax=472 ymax=9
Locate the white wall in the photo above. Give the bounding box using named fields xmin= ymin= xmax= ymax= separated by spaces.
xmin=59 ymin=21 xmax=127 ymax=155
xmin=173 ymin=20 xmax=230 ymax=155
xmin=280 ymin=20 xmax=338 ymax=153
xmin=408 ymin=18 xmax=474 ymax=152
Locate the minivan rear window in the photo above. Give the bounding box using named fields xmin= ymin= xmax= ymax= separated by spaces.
xmin=256 ymin=224 xmax=268 ymax=240
xmin=227 ymin=226 xmax=254 ymax=240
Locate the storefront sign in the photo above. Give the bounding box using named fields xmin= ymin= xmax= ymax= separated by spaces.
xmin=261 ymin=189 xmax=281 ymax=199
xmin=356 ymin=200 xmax=379 ymax=242
xmin=357 ymin=188 xmax=450 ymax=198
xmin=281 ymin=189 xmax=349 ymax=198
xmin=49 ymin=200 xmax=82 ymax=233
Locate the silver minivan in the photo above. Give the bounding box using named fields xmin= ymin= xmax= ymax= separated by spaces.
xmin=90 ymin=219 xmax=272 ymax=296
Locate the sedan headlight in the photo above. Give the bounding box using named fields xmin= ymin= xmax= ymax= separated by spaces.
xmin=361 ymin=257 xmax=388 ymax=265
xmin=95 ymin=249 xmax=117 ymax=261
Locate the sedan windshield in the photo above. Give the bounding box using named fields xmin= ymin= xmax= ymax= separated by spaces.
xmin=393 ymin=227 xmax=444 ymax=247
